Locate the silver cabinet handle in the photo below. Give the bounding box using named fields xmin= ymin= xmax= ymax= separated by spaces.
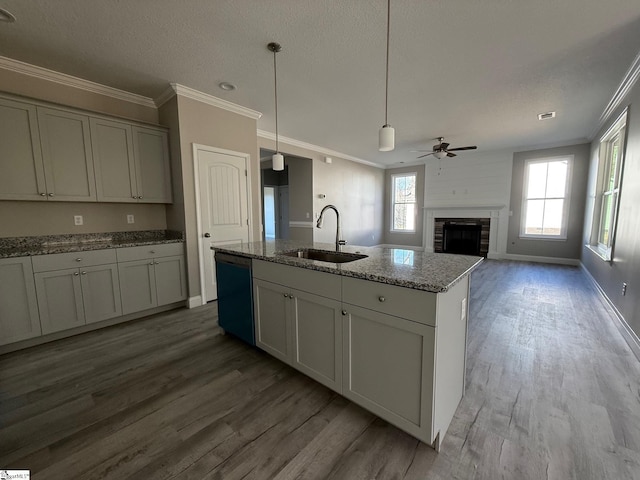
xmin=149 ymin=262 xmax=154 ymax=265
xmin=73 ymin=272 xmax=79 ymax=276
xmin=132 ymin=196 xmax=137 ymax=199
xmin=283 ymin=293 xmax=289 ymax=298
xmin=48 ymin=193 xmax=54 ymax=197
xmin=378 ymin=296 xmax=386 ymax=302
xmin=139 ymin=196 xmax=143 ymax=199
xmin=342 ymin=310 xmax=347 ymax=316
xmin=81 ymin=271 xmax=87 ymax=275
xmin=40 ymin=193 xmax=46 ymax=196
xmin=75 ymin=258 xmax=82 ymax=262
xmin=150 ymin=250 xmax=156 ymax=254
xmin=154 ymin=261 xmax=159 ymax=265
xmin=204 ymin=233 xmax=211 ymax=238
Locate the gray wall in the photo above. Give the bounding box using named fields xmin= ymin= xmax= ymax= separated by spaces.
xmin=383 ymin=164 xmax=425 ymax=247
xmin=259 ymin=137 xmax=385 ymax=247
xmin=582 ymin=80 xmax=640 ymax=340
xmin=507 ymin=143 xmax=590 ymax=259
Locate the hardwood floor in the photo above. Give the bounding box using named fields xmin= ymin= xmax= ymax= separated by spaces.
xmin=1 ymin=260 xmax=639 ymax=479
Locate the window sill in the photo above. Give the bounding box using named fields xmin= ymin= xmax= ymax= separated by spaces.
xmin=390 ymin=230 xmax=417 ymax=234
xmin=518 ymin=235 xmax=567 ymax=242
xmin=586 ymin=244 xmax=612 ymax=262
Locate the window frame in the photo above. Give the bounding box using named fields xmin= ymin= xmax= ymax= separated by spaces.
xmin=519 ymin=155 xmax=573 ymax=240
xmin=589 ymin=109 xmax=627 ymax=261
xmin=390 ymin=172 xmax=418 ymax=233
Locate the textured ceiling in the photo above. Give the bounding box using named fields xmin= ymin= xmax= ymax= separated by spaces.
xmin=1 ymin=0 xmax=640 ymax=166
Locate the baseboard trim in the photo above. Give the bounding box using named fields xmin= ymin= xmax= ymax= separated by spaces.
xmin=188 ymin=295 xmax=205 ymax=308
xmin=580 ymin=264 xmax=640 ymax=361
xmin=501 ymin=253 xmax=581 ymax=266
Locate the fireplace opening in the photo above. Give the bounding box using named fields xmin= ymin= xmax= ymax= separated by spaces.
xmin=443 ymin=222 xmax=482 ymax=256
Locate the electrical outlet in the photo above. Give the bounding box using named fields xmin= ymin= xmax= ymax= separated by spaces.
xmin=127 ymin=214 xmax=135 ymax=224
xmin=622 ymin=283 xmax=627 ymax=296
xmin=461 ymin=298 xmax=467 ymax=321
xmin=74 ymin=215 xmax=83 ymax=226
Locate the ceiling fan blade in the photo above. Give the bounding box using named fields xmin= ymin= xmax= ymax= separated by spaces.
xmin=439 ymin=142 xmax=449 ymax=150
xmin=447 ymin=152 xmax=457 ymax=157
xmin=417 ymin=152 xmax=435 ymax=159
xmin=447 ymin=146 xmax=477 ymax=151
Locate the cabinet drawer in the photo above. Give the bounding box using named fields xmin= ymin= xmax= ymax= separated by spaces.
xmin=32 ymin=249 xmax=117 ymax=272
xmin=253 ymin=259 xmax=341 ymax=300
xmin=116 ymin=242 xmax=184 ymax=262
xmin=342 ymin=276 xmax=437 ymax=326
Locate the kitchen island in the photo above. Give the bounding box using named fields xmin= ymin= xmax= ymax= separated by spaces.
xmin=214 ymin=240 xmax=482 ymax=450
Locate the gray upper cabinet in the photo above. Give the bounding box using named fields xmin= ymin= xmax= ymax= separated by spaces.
xmin=37 ymin=107 xmax=96 ymax=202
xmin=91 ymin=120 xmax=172 ymax=204
xmin=0 ymin=257 xmax=41 ymax=345
xmin=0 ymin=93 xmax=172 ymax=204
xmin=91 ymin=118 xmax=137 ymax=202
xmin=132 ymin=126 xmax=172 ymax=203
xmin=0 ymin=98 xmax=47 ymax=200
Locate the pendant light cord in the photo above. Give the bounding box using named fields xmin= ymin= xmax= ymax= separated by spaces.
xmin=273 ymin=49 xmax=279 ymax=153
xmin=384 ymin=0 xmax=390 ymax=126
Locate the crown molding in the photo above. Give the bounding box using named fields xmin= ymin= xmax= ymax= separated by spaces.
xmin=157 ymin=83 xmax=262 ymax=120
xmin=590 ymin=49 xmax=640 ymax=139
xmin=257 ymin=129 xmax=383 ymax=169
xmin=0 ymin=55 xmax=157 ymax=108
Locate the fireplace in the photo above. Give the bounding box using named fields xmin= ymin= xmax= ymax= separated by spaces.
xmin=434 ymin=218 xmax=490 ymax=257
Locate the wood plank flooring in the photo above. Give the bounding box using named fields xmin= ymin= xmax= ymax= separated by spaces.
xmin=1 ymin=260 xmax=639 ymax=479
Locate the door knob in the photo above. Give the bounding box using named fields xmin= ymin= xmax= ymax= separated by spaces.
xmin=204 ymin=233 xmax=211 ymax=238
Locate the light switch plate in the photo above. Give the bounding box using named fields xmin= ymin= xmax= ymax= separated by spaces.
xmin=74 ymin=215 xmax=83 ymax=226
xmin=127 ymin=214 xmax=135 ymax=224
xmin=461 ymin=298 xmax=467 ymax=321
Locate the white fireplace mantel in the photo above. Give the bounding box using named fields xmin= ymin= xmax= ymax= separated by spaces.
xmin=423 ymin=204 xmax=508 ymax=258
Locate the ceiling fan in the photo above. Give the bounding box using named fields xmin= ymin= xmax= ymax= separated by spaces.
xmin=413 ymin=137 xmax=477 ymax=159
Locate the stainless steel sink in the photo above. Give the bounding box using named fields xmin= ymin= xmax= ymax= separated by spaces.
xmin=281 ymin=249 xmax=368 ymax=264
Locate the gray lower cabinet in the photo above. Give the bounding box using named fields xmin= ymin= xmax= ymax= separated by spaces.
xmin=0 ymin=257 xmax=41 ymax=345
xmin=34 ymin=263 xmax=123 ymax=334
xmin=118 ymin=253 xmax=187 ymax=315
xmin=341 ymin=304 xmax=435 ymax=444
xmin=34 ymin=268 xmax=86 ymax=334
xmin=253 ymin=277 xmax=343 ymax=393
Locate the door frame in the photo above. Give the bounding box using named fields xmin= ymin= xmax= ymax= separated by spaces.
xmin=193 ymin=143 xmax=255 ymax=306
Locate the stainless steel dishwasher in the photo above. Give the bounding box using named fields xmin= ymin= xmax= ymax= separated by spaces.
xmin=214 ymin=252 xmax=255 ymax=345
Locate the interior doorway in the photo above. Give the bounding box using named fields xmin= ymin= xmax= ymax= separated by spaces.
xmin=260 ymin=149 xmax=289 ymax=241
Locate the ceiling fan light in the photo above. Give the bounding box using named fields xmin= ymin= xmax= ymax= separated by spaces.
xmin=272 ymin=152 xmax=284 ymax=171
xmin=379 ymin=124 xmax=395 ymax=151
xmin=434 ymin=150 xmax=447 ymax=159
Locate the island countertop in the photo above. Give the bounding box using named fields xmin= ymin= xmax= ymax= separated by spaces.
xmin=214 ymin=240 xmax=482 ymax=293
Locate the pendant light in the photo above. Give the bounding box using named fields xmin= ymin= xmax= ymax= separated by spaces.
xmin=268 ymin=42 xmax=285 ymax=171
xmin=379 ymin=0 xmax=395 ymax=152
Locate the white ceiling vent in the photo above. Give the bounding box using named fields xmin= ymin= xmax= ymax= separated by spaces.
xmin=538 ymin=111 xmax=556 ymax=120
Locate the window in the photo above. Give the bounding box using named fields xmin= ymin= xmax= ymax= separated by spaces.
xmin=590 ymin=110 xmax=627 ymax=260
xmin=520 ymin=156 xmax=572 ymax=239
xmin=391 ymin=173 xmax=417 ymax=232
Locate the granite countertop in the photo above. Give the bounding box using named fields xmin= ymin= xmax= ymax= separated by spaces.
xmin=0 ymin=230 xmax=184 ymax=258
xmin=214 ymin=240 xmax=483 ymax=293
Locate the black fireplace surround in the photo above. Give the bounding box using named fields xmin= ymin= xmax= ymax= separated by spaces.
xmin=434 ymin=218 xmax=490 ymax=257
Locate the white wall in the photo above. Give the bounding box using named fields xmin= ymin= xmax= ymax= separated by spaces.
xmin=423 ymin=149 xmax=513 ymax=255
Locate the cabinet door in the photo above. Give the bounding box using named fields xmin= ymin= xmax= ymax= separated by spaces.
xmin=35 ymin=268 xmax=85 ymax=334
xmin=342 ymin=304 xmax=435 ymax=444
xmin=80 ymin=264 xmax=122 ymax=324
xmin=90 ymin=118 xmax=138 ymax=202
xmin=0 ymin=257 xmax=41 ymax=345
xmin=291 ymin=289 xmax=342 ymax=393
xmin=37 ymin=107 xmax=96 ymax=201
xmin=0 ymin=98 xmax=47 ymax=200
xmin=132 ymin=126 xmax=172 ymax=203
xmin=118 ymin=259 xmax=157 ymax=315
xmin=154 ymin=255 xmax=187 ymax=306
xmin=253 ymin=279 xmax=292 ymax=364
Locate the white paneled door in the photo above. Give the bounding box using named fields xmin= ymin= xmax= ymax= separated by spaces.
xmin=196 ymin=146 xmax=250 ymax=302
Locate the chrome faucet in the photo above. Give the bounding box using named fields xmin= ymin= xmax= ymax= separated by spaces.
xmin=316 ymin=204 xmax=347 ymax=251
